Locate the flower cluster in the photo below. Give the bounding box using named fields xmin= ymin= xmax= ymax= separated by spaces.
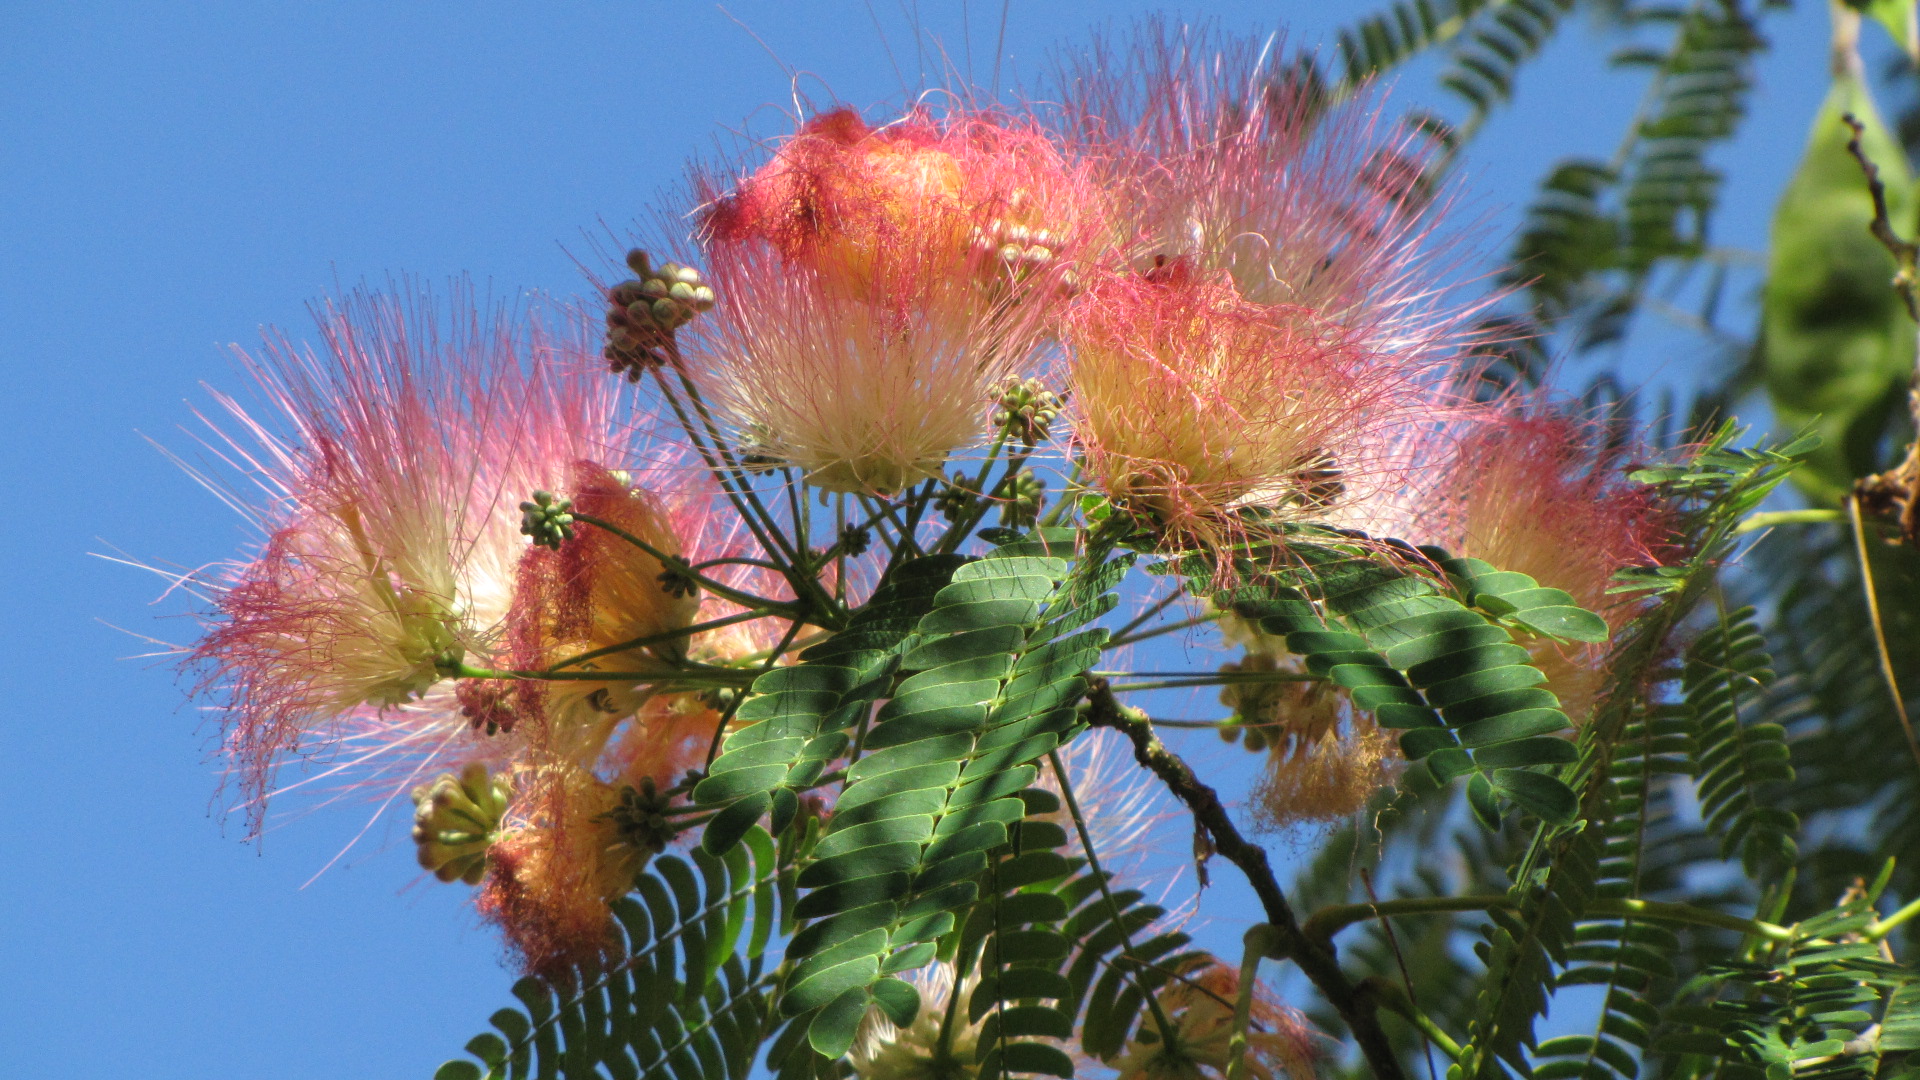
xmin=184 ymin=287 xmax=794 ymax=974
xmin=151 ymin=21 xmax=1692 ymax=1071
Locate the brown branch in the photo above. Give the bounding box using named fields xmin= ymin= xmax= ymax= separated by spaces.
xmin=1084 ymin=678 xmax=1409 ymax=1080
xmin=1842 ymin=112 xmax=1920 ymax=322
xmin=1842 ymin=113 xmax=1920 ymax=547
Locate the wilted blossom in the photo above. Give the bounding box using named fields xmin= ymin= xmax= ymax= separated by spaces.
xmin=1111 ymin=962 xmax=1327 ymax=1080
xmin=685 ymin=107 xmax=1098 ymax=493
xmin=1217 ymin=653 xmax=1402 ymax=831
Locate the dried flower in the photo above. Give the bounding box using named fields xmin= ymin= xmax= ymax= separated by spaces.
xmin=1219 ymin=654 xmax=1402 ymax=829
xmin=1111 ymin=962 xmax=1327 ymax=1080
xmin=477 ymin=765 xmax=650 ymax=977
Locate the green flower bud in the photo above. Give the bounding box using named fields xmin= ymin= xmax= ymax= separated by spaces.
xmin=518 ymin=490 xmax=575 ymax=550
xmin=411 ymin=762 xmax=512 ymax=886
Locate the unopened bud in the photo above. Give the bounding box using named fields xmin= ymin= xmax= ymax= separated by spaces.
xmin=602 ymin=776 xmax=675 ymax=859
xmin=519 ymin=490 xmax=576 ymax=550
xmin=410 ymin=762 xmax=511 ymax=885
xmin=990 ymin=375 xmax=1063 ymax=447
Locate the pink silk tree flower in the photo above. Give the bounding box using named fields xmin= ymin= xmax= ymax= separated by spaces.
xmin=184 ymin=287 xmax=653 ymax=831
xmin=1418 ymin=408 xmax=1677 ymax=723
xmin=1061 ymin=21 xmax=1496 ymax=371
xmin=1064 ymin=265 xmax=1413 ymax=539
xmin=700 ymin=107 xmax=1100 ymax=303
xmin=682 ymin=107 xmax=1096 ymax=494
xmin=684 ymin=236 xmax=1050 ymax=494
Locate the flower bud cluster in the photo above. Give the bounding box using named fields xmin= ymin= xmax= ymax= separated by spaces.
xmin=412 ymin=762 xmax=512 ymax=885
xmin=601 ymin=775 xmax=676 ymax=861
xmin=603 ymin=249 xmax=717 ymax=378
xmin=518 ymin=490 xmax=575 ymax=550
xmin=990 ymin=375 xmax=1062 ymax=447
xmin=969 ymin=213 xmax=1063 ymax=275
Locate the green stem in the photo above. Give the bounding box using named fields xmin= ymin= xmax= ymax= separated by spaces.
xmin=1047 ymin=749 xmax=1180 ymax=1049
xmin=1224 ymin=926 xmax=1271 ymax=1080
xmin=1109 ymin=587 xmax=1187 ymax=645
xmin=1733 ymin=508 xmax=1847 ymax=534
xmin=689 ymin=556 xmax=790 ymax=574
xmin=705 ymin=617 xmax=806 ymax=770
xmin=666 ymin=363 xmax=802 ymax=567
xmin=1869 ymin=894 xmax=1920 ymax=940
xmin=447 ymin=661 xmax=755 ymax=688
xmin=568 ymin=511 xmax=797 ymax=615
xmin=546 ymin=609 xmax=775 ymax=671
xmin=1302 ymin=895 xmax=1795 ymax=945
xmin=1100 ymin=671 xmax=1322 ymax=694
xmin=644 ymin=360 xmax=794 ymax=566
xmin=1108 ymin=612 xmax=1223 ymax=650
xmin=1366 ymin=978 xmax=1465 ymax=1062
xmin=929 ymin=436 xmax=1011 ymax=556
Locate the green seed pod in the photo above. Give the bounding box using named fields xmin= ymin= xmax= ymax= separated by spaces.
xmin=1761 ymin=64 xmax=1916 ymax=502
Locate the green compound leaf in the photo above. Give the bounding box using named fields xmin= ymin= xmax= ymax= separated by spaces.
xmin=1206 ymin=532 xmax=1593 ymax=827
xmin=1684 ymin=604 xmax=1797 ymax=878
xmin=772 ymin=532 xmax=1130 ymax=1062
xmin=696 ymin=555 xmax=966 ymax=854
xmin=434 ymin=829 xmax=786 ymax=1080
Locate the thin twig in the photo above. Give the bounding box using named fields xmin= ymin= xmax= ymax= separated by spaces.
xmin=1848 ymin=495 xmax=1920 ymax=776
xmin=1842 ymin=113 xmax=1920 ymax=321
xmin=1083 ymin=679 xmax=1408 ymax=1080
xmin=1362 ymin=868 xmax=1440 ymax=1080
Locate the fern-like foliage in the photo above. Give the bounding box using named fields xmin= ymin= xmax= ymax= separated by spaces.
xmin=772 ymin=531 xmax=1129 ymax=1060
xmin=1683 ymin=605 xmax=1797 ymax=877
xmin=1201 ymin=527 xmax=1602 ymax=827
xmin=695 ymin=554 xmax=967 ymax=854
xmin=1530 ymin=694 xmax=1692 ymax=1080
xmin=1456 ymin=427 xmax=1807 ymax=1079
xmin=1742 ymin=524 xmax=1920 ymax=918
xmin=1506 ymin=0 xmax=1766 ymax=352
xmin=1659 ymin=898 xmax=1919 ymax=1079
xmin=1334 ymin=0 xmax=1575 ymax=129
xmin=434 ymin=825 xmax=789 ymax=1080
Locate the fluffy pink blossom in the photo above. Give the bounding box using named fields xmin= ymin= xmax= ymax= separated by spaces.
xmin=1061 ymin=21 xmax=1495 ymax=362
xmin=1375 ymin=403 xmax=1680 ymax=721
xmin=184 ymin=287 xmax=715 ymax=830
xmin=1063 ymin=265 xmax=1419 ymax=538
xmin=683 ymin=107 xmax=1098 ymax=494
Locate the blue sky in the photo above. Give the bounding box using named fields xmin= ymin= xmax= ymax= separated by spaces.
xmin=0 ymin=2 xmax=1844 ymax=1076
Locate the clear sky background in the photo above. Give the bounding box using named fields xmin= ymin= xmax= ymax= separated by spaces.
xmin=0 ymin=2 xmax=1844 ymax=1077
